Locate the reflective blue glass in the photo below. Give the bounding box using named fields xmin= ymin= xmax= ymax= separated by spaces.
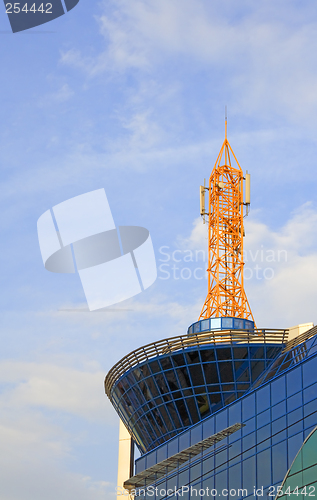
xmin=272 ymin=400 xmax=286 ymax=420
xmin=272 ymin=415 xmax=286 ymax=435
xmin=287 ymin=392 xmax=303 ymax=412
xmin=228 ymin=463 xmax=242 ymax=489
xmin=272 ymin=441 xmax=287 ymax=483
xmin=271 ymin=377 xmax=286 ymax=405
xmin=215 ymin=469 xmax=228 ymax=492
xmin=257 ymin=448 xmax=271 ymax=487
xmin=242 ymin=456 xmax=256 ymax=491
xmin=304 ymin=398 xmax=317 ymax=417
xmin=257 ymin=409 xmax=270 ymax=428
xmin=303 ymin=358 xmax=317 ymax=387
xmin=286 ymin=367 xmax=302 ymax=396
xmin=288 ymin=432 xmax=305 ymax=466
xmin=304 ymin=382 xmax=317 ymax=403
xmin=242 ymin=394 xmax=255 ymax=421
xmin=200 ymin=319 xmax=210 ymax=331
xmin=256 ymin=385 xmax=270 ymax=414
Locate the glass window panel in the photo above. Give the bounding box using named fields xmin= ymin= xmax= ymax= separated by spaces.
xmin=215 ymin=448 xmax=228 ymax=469
xmin=160 ymin=357 xmax=173 ymax=370
xmin=203 ymin=454 xmax=215 ymax=475
xmin=304 ymin=425 xmax=317 ymax=439
xmin=219 ymin=362 xmax=234 ymax=383
xmin=257 ymin=409 xmax=270 ymax=429
xmin=288 ymin=433 xmax=305 ymax=468
xmin=304 ymin=382 xmax=317 ymax=404
xmin=185 ymin=397 xmax=200 ymax=424
xmin=243 ymin=417 xmax=255 ymax=435
xmin=215 ymin=348 xmax=231 ymax=363
xmin=287 ymin=392 xmax=303 ymax=413
xmin=186 ymin=350 xmax=200 ymax=364
xmin=149 ymin=361 xmax=162 ymax=373
xmin=257 ymin=448 xmax=271 ymax=488
xmin=252 ymin=347 xmax=264 ymax=360
xmin=202 ymin=475 xmax=215 ymax=491
xmin=304 ymin=413 xmax=317 ymax=430
xmin=233 ymin=347 xmax=248 ymax=360
xmin=288 ymin=421 xmax=303 ymax=437
xmin=215 ymin=469 xmax=228 ymax=492
xmin=203 ymin=417 xmax=215 ymax=439
xmin=164 ymin=369 xmax=180 ymax=392
xmin=216 ymin=411 xmax=228 ymax=432
xmin=234 ymin=318 xmax=244 ymax=329
xmin=190 ymin=462 xmax=202 ymax=482
xmin=188 ymin=364 xmax=205 ymax=386
xmin=272 ymin=415 xmax=286 ymax=435
xmin=251 ymin=361 xmax=265 ymax=383
xmin=302 ymin=428 xmax=317 ymax=469
xmin=288 ymin=408 xmax=303 ymax=426
xmin=201 ymin=349 xmax=216 ymax=363
xmin=229 ymin=401 xmax=242 ymax=426
xmin=257 ymin=424 xmax=271 ymax=444
xmin=257 ymin=437 xmax=271 ymax=452
xmin=303 ymin=359 xmax=317 ymax=387
xmin=172 ymin=353 xmax=185 ymax=367
xmin=272 ymin=429 xmax=286 ymax=445
xmin=167 ymin=475 xmax=177 ymax=491
xmin=178 ymin=468 xmax=190 ymax=486
xmin=201 ymin=319 xmax=210 ymax=331
xmin=271 ymin=377 xmax=286 ymax=405
xmin=304 ymin=398 xmax=317 ymax=417
xmin=303 ymin=464 xmax=317 ymax=485
xmin=167 ymin=438 xmax=178 ymax=456
xmin=287 ymin=367 xmax=302 ymax=397
xmin=242 ymin=394 xmax=255 ymax=421
xmin=203 ymin=363 xmax=219 ymax=384
xmin=256 ymin=385 xmax=270 ymax=414
xmin=272 ymin=401 xmax=286 ymax=420
xmin=266 ymin=345 xmax=283 ymax=359
xmin=157 ymin=445 xmax=167 ymax=463
xmin=177 ymin=367 xmax=191 ymax=390
xmin=146 ymin=451 xmax=157 ymax=467
xmin=237 ymin=366 xmax=250 ymax=383
xmin=229 ymin=439 xmax=242 ymax=462
xmin=242 ymin=456 xmax=256 ymax=492
xmin=211 ymin=318 xmax=221 ymax=329
xmin=179 ymin=431 xmax=190 ymax=450
xmin=272 ymin=441 xmax=287 ymax=484
xmin=222 ymin=317 xmax=233 ymax=329
xmin=193 ymin=322 xmax=200 ymax=333
xmin=243 ymin=433 xmax=256 ymax=458
xmin=191 ymin=425 xmax=202 ymax=446
xmin=229 ymin=462 xmax=242 ymax=490
xmin=135 ymin=457 xmax=146 ymax=474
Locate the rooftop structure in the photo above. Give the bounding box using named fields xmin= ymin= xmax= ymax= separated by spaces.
xmin=105 ymin=122 xmax=317 ymax=499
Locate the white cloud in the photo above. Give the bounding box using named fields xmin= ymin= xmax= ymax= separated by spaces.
xmin=59 ymin=0 xmax=317 ymax=123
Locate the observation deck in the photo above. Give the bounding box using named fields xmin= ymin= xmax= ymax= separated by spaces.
xmin=105 ymin=328 xmax=289 ymax=452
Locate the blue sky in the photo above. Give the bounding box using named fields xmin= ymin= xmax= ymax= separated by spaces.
xmin=2 ymin=0 xmax=317 ymax=498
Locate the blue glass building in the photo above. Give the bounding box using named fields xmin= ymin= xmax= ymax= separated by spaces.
xmin=105 ymin=325 xmax=317 ymax=499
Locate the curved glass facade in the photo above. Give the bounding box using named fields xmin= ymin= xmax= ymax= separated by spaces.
xmin=132 ymin=344 xmax=317 ymax=499
xmin=277 ymin=426 xmax=317 ymax=500
xmin=188 ymin=318 xmax=255 ymax=334
xmin=110 ymin=343 xmax=282 ymax=452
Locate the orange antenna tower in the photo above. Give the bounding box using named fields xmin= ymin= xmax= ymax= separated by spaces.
xmin=199 ymin=115 xmax=256 ymax=326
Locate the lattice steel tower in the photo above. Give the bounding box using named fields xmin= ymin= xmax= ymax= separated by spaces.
xmin=199 ymin=119 xmax=255 ymax=325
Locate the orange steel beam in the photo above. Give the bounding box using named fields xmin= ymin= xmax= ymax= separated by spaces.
xmin=199 ymin=121 xmax=256 ymax=325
